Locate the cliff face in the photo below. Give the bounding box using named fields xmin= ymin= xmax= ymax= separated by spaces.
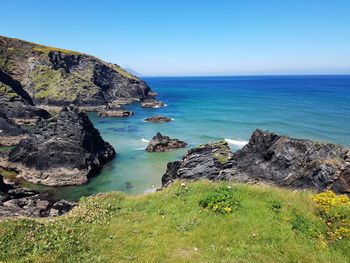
xmin=162 ymin=130 xmax=350 ymax=194
xmin=0 ymin=36 xmax=153 ymax=107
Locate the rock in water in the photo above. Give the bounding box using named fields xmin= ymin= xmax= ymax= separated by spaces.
xmin=144 ymin=115 xmax=173 ymax=123
xmin=162 ymin=129 xmax=350 ymax=194
xmin=0 ymin=112 xmax=27 ymax=146
xmin=98 ymin=108 xmax=134 ymax=117
xmin=141 ymin=99 xmax=165 ymax=108
xmin=6 ymin=107 xmax=116 ymax=186
xmin=0 ymin=174 xmax=76 ymax=218
xmin=146 ymin=132 xmax=187 ymax=152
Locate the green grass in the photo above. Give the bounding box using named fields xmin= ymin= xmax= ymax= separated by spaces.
xmin=0 ymin=167 xmax=17 ymax=180
xmin=29 ymin=65 xmax=99 ymax=101
xmin=0 ymin=181 xmax=349 ymax=263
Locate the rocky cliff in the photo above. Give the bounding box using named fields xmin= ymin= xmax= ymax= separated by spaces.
xmin=3 ymin=107 xmax=116 ymax=186
xmin=0 ymin=36 xmax=154 ymax=107
xmin=162 ymin=130 xmax=350 ymax=194
xmin=0 ymin=112 xmax=27 ymax=146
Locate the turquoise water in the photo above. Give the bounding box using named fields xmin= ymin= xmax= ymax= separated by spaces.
xmin=44 ymin=75 xmax=350 ymax=200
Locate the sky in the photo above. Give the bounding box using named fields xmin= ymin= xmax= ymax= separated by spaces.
xmin=1 ymin=0 xmax=350 ymax=76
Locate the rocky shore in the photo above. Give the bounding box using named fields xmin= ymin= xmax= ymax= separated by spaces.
xmin=162 ymin=129 xmax=350 ymax=194
xmin=146 ymin=132 xmax=187 ymax=152
xmin=2 ymin=107 xmax=116 ymax=186
xmin=0 ymin=174 xmax=76 ymax=218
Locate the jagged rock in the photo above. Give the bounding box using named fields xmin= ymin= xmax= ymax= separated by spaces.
xmin=141 ymin=98 xmax=165 ymax=108
xmin=4 ymin=107 xmax=116 ymax=186
xmin=0 ymin=174 xmax=76 ymax=218
xmin=146 ymin=132 xmax=187 ymax=152
xmin=0 ymin=101 xmax=51 ymax=125
xmin=162 ymin=129 xmax=350 ymax=194
xmin=0 ymin=36 xmax=155 ymax=107
xmin=98 ymin=108 xmax=134 ymax=117
xmin=0 ymin=112 xmax=27 ymax=146
xmin=144 ymin=115 xmax=173 ymax=123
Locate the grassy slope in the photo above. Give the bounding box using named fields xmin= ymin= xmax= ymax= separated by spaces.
xmin=0 ymin=181 xmax=349 ymax=263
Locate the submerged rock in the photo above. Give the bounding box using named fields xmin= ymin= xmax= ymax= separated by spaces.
xmin=4 ymin=107 xmax=116 ymax=186
xmin=144 ymin=115 xmax=173 ymax=123
xmin=146 ymin=132 xmax=187 ymax=152
xmin=98 ymin=108 xmax=134 ymax=117
xmin=0 ymin=174 xmax=76 ymax=218
xmin=162 ymin=129 xmax=350 ymax=194
xmin=0 ymin=112 xmax=27 ymax=146
xmin=141 ymin=98 xmax=165 ymax=108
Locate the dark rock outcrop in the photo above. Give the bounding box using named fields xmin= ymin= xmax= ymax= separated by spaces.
xmin=0 ymin=174 xmax=76 ymax=218
xmin=0 ymin=112 xmax=26 ymax=146
xmin=0 ymin=36 xmax=155 ymax=108
xmin=98 ymin=108 xmax=134 ymax=117
xmin=4 ymin=107 xmax=116 ymax=186
xmin=146 ymin=132 xmax=187 ymax=152
xmin=144 ymin=115 xmax=173 ymax=123
xmin=162 ymin=129 xmax=350 ymax=194
xmin=141 ymin=98 xmax=165 ymax=108
xmin=0 ymin=101 xmax=51 ymax=125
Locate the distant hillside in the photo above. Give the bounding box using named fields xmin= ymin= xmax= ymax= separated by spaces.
xmin=0 ymin=36 xmax=154 ymax=107
xmin=124 ymin=67 xmax=143 ymax=76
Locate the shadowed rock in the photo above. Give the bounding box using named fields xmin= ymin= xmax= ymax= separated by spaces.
xmin=0 ymin=101 xmax=51 ymax=125
xmin=0 ymin=112 xmax=27 ymax=146
xmin=146 ymin=132 xmax=187 ymax=152
xmin=5 ymin=107 xmax=116 ymax=186
xmin=162 ymin=129 xmax=350 ymax=194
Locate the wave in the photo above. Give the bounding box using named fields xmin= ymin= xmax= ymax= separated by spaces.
xmin=141 ymin=138 xmax=149 ymax=143
xmin=135 ymin=147 xmax=145 ymax=151
xmin=224 ymin=138 xmax=248 ymax=147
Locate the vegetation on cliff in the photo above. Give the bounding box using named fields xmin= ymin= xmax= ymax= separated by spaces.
xmin=0 ymin=36 xmax=153 ymax=106
xmin=0 ymin=181 xmax=349 ymax=263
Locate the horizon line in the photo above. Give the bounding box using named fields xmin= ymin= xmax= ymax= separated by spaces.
xmin=139 ymin=73 xmax=350 ymax=78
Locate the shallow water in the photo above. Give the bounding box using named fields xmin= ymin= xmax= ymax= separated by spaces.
xmin=32 ymin=75 xmax=350 ymax=200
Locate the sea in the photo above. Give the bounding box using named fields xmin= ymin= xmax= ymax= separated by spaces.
xmin=26 ymin=75 xmax=350 ymax=200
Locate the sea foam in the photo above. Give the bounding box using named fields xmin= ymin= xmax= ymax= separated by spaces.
xmin=141 ymin=138 xmax=149 ymax=143
xmin=224 ymin=138 xmax=248 ymax=147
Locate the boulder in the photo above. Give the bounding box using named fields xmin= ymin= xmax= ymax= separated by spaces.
xmin=141 ymin=98 xmax=165 ymax=108
xmin=0 ymin=174 xmax=76 ymax=218
xmin=144 ymin=115 xmax=173 ymax=123
xmin=146 ymin=132 xmax=187 ymax=152
xmin=162 ymin=129 xmax=350 ymax=194
xmin=5 ymin=107 xmax=116 ymax=186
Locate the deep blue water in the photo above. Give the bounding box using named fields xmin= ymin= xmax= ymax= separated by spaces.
xmin=38 ymin=75 xmax=350 ymax=200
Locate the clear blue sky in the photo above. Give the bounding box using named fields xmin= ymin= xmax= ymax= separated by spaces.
xmin=1 ymin=0 xmax=350 ymax=76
